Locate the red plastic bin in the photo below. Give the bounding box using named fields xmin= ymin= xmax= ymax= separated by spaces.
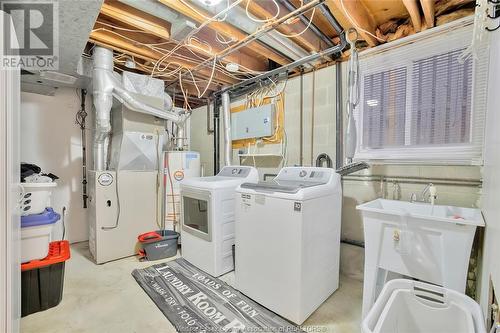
xmin=21 ymin=241 xmax=71 ymax=317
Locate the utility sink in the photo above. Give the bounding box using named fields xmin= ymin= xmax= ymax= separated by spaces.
xmin=357 ymin=199 xmax=485 ymax=318
xmin=357 ymin=198 xmax=485 ymax=227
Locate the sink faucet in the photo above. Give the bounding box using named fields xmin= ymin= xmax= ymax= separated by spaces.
xmin=392 ymin=181 xmax=401 ymax=200
xmin=421 ymin=183 xmax=432 ymax=200
xmin=410 ymin=183 xmax=438 ymax=204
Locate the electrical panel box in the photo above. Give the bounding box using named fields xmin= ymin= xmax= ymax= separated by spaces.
xmin=231 ymin=104 xmax=275 ymax=141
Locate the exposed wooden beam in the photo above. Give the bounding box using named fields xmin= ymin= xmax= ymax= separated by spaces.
xmin=326 ymin=0 xmax=379 ymax=46
xmin=100 ymin=1 xmax=171 ymax=39
xmin=97 ymin=13 xmax=267 ymax=72
xmin=402 ymin=0 xmax=422 ymax=32
xmin=158 ymin=0 xmax=291 ymax=66
xmin=89 ymin=29 xmax=236 ymax=85
xmin=93 ymin=19 xmax=168 ymax=46
xmin=241 ymin=0 xmax=322 ymax=52
xmin=360 ymin=0 xmax=409 ymax=25
xmin=183 ymin=29 xmax=268 ymax=71
xmin=420 ymin=0 xmax=435 ymax=28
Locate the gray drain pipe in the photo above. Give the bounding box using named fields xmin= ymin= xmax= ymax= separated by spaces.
xmin=278 ymin=0 xmax=335 ymax=49
xmin=213 ymin=97 xmax=221 ymax=174
xmin=335 ymin=62 xmax=343 ymax=169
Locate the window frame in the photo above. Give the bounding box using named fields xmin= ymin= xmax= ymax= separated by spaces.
xmin=354 ymin=17 xmax=488 ymax=165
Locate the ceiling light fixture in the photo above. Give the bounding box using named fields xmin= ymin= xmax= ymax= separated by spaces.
xmin=225 ymin=62 xmax=239 ymax=72
xmin=196 ymin=0 xmax=224 ymax=6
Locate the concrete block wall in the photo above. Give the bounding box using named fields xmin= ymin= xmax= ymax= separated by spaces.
xmin=189 ymin=64 xmax=482 ymax=281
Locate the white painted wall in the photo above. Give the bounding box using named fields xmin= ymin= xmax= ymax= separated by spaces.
xmin=21 ymin=88 xmax=92 ymax=243
xmin=480 ymin=28 xmax=500 ymax=320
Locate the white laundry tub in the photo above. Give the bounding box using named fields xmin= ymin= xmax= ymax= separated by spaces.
xmin=20 ymin=182 xmax=57 ymax=216
xmin=357 ymin=198 xmax=485 ymax=317
xmin=362 ymin=279 xmax=486 ymax=333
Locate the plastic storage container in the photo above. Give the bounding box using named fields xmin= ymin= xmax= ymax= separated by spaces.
xmin=21 ymin=208 xmax=60 ymax=263
xmin=20 ymin=182 xmax=57 ymax=216
xmin=21 ymin=240 xmax=70 ymax=317
xmin=138 ymin=230 xmax=179 ymax=261
xmin=362 ymin=279 xmax=486 ymax=333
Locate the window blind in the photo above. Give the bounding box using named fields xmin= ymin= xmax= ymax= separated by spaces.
xmin=362 ymin=67 xmax=407 ymax=149
xmin=355 ymin=17 xmax=489 ymax=165
xmin=410 ymin=48 xmax=473 ymax=146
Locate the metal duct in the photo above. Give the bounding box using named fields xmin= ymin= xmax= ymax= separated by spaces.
xmin=92 ymin=46 xmax=181 ymax=170
xmin=92 ymin=47 xmax=114 ymax=171
xmin=221 ymin=90 xmax=232 ymax=166
xmin=175 ymin=122 xmax=185 ymax=150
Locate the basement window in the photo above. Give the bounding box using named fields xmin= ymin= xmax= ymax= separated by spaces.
xmin=355 ymin=20 xmax=489 ymax=165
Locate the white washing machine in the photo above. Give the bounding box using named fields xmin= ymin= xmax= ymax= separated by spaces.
xmin=235 ymin=167 xmax=342 ymax=325
xmin=180 ymin=166 xmax=259 ymax=277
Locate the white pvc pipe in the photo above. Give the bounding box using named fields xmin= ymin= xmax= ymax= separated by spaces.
xmin=221 ymin=90 xmax=232 ymax=166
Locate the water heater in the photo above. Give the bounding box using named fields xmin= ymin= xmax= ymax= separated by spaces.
xmin=163 ymin=151 xmax=201 ymax=231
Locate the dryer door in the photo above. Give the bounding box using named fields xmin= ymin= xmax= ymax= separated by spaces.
xmin=181 ymin=189 xmax=212 ymax=242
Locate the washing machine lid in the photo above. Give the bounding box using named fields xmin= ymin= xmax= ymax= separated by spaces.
xmin=240 ymin=180 xmax=325 ymax=194
xmin=237 ymin=167 xmax=341 ymax=200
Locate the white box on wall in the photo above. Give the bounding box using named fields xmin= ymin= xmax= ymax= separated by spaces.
xmin=231 ymin=104 xmax=275 ymax=141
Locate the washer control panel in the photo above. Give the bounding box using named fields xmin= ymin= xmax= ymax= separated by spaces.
xmin=218 ymin=166 xmax=252 ymax=178
xmin=276 ymin=167 xmax=332 ymax=183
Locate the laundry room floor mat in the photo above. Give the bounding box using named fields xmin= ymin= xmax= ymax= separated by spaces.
xmin=132 ymin=258 xmax=304 ymax=333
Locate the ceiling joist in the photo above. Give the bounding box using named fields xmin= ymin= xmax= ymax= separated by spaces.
xmin=420 ymin=0 xmax=436 ymax=28
xmin=326 ymin=0 xmax=379 ymax=46
xmin=100 ymin=2 xmax=172 ymax=39
xmin=241 ymin=0 xmax=323 ymax=52
xmin=158 ymin=0 xmax=292 ymax=66
xmin=402 ymin=0 xmax=423 ymax=32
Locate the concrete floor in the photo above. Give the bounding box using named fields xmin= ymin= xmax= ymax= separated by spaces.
xmin=21 ymin=242 xmax=363 ymax=333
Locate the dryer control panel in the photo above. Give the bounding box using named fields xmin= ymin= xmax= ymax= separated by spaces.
xmin=218 ymin=166 xmax=252 ymax=178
